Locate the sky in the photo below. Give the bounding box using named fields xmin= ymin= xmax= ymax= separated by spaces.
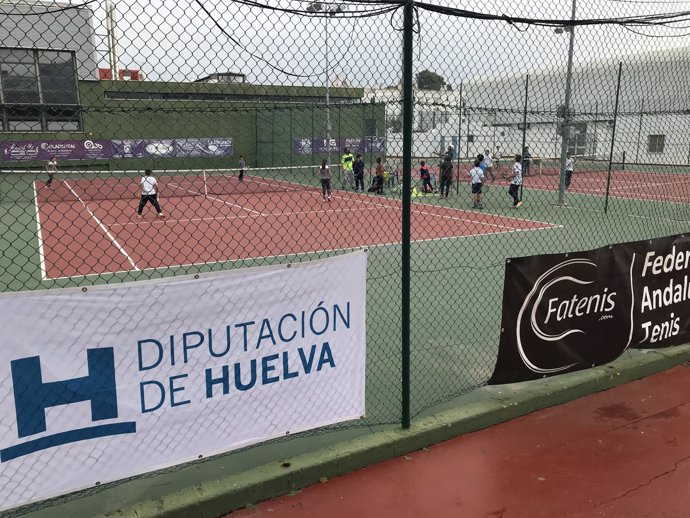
xmin=76 ymin=0 xmax=690 ymax=88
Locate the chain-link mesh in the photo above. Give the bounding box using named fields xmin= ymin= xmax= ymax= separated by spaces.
xmin=2 ymin=0 xmax=690 ymax=511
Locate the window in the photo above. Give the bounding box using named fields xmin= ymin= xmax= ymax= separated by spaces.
xmin=436 ymin=111 xmax=449 ymax=125
xmin=417 ymin=110 xmax=435 ymax=132
xmin=0 ymin=48 xmax=81 ymax=132
xmin=647 ymin=134 xmax=665 ymax=154
xmin=364 ymin=118 xmax=377 ymax=136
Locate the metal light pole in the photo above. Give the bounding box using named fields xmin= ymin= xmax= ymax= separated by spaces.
xmin=557 ymin=0 xmax=576 ymax=205
xmin=307 ymin=2 xmax=342 ymax=167
xmin=325 ymin=11 xmax=332 ymax=167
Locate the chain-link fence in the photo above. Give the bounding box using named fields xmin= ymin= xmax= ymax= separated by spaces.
xmin=2 ymin=0 xmax=690 ymax=511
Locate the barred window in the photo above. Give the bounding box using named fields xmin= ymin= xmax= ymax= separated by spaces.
xmin=0 ymin=48 xmax=81 ymax=132
xmin=647 ymin=134 xmax=665 ymax=153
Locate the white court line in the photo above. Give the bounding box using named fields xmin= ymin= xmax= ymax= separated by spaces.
xmin=32 ymin=181 xmax=48 ymax=281
xmin=167 ymin=182 xmax=265 ymax=215
xmin=522 ymin=182 xmax=690 ymax=205
xmin=109 ymin=206 xmax=379 ymax=228
xmin=44 ymin=223 xmax=563 ymax=281
xmin=345 ymin=194 xmax=540 ymax=231
xmin=64 ymin=180 xmax=141 ymax=271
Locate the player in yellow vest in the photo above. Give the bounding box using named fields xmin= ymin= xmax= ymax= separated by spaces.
xmin=341 ymin=148 xmax=355 ymax=189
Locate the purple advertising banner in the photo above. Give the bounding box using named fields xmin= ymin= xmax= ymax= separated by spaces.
xmin=111 ymin=138 xmax=233 ymax=158
xmin=292 ymin=137 xmax=386 ymax=156
xmin=2 ymin=140 xmax=113 ymax=161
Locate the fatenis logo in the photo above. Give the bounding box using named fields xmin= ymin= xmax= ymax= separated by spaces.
xmin=514 ymin=256 xmax=635 ymax=375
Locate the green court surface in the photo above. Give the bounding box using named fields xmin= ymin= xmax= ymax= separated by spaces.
xmin=1 ymin=168 xmax=687 ymax=425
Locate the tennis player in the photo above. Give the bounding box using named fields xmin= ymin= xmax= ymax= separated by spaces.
xmin=238 ymin=155 xmax=246 ymax=181
xmin=565 ymin=152 xmax=574 ymax=189
xmin=45 ymin=155 xmax=57 ymax=188
xmin=439 ymin=155 xmax=453 ymax=198
xmin=137 ymin=169 xmax=165 ymax=219
xmin=507 ymin=154 xmax=523 ymax=208
xmin=468 ymin=158 xmax=485 ymax=209
xmin=318 ymin=159 xmax=332 ymax=202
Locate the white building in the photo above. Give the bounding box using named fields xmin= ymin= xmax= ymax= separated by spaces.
xmin=368 ymin=46 xmax=690 ymax=165
xmin=363 ymin=84 xmax=463 ymax=160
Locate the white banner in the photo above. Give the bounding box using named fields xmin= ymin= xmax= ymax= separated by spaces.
xmin=0 ymin=251 xmax=367 ymax=511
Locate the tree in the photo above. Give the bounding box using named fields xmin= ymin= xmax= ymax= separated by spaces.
xmin=416 ymin=70 xmax=446 ymax=91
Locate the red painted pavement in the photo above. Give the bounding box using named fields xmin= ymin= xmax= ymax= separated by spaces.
xmin=230 ymin=365 xmax=690 ymax=518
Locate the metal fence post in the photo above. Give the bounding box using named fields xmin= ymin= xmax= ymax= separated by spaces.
xmin=520 ymin=74 xmax=529 ymax=200
xmin=401 ymin=0 xmax=414 ymax=430
xmin=456 ymin=81 xmax=463 ymax=195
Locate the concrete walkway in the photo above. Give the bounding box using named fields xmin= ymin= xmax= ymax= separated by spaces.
xmin=230 ymin=364 xmax=690 ymax=518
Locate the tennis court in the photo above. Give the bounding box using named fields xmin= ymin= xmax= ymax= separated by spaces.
xmin=33 ymin=170 xmax=558 ymax=280
xmin=436 ymin=159 xmax=690 ymax=204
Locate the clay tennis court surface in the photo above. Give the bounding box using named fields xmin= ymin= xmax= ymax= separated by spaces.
xmin=230 ymin=365 xmax=690 ymax=518
xmin=34 ymin=175 xmax=557 ymax=280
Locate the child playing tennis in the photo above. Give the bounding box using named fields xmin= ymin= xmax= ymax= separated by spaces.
xmin=419 ymin=161 xmax=433 ymax=193
xmin=504 ymin=154 xmax=523 ymax=208
xmin=468 ymin=158 xmax=485 ymax=209
xmin=318 ymin=159 xmax=332 ymax=202
xmin=565 ymin=152 xmax=574 ymax=189
xmin=137 ymin=169 xmax=165 ymax=219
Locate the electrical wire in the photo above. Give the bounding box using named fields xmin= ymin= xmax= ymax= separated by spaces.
xmin=2 ymin=0 xmax=99 ymax=16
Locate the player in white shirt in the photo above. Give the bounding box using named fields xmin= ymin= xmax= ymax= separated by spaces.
xmin=137 ymin=169 xmax=165 ymax=219
xmin=565 ymin=152 xmax=574 ymax=189
xmin=507 ymin=154 xmax=523 ymax=208
xmin=468 ymin=158 xmax=485 ymax=209
xmin=45 ymin=155 xmax=57 ymax=188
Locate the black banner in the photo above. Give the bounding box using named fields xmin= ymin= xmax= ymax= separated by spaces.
xmin=490 ymin=234 xmax=690 ymax=384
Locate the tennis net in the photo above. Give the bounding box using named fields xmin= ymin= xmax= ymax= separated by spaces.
xmin=5 ymin=166 xmax=325 ymax=203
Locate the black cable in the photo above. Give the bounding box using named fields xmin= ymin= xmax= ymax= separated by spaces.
xmin=194 ymin=0 xmax=317 ymax=78
xmin=623 ymin=24 xmax=690 ymax=35
xmin=2 ymin=0 xmax=99 ymax=16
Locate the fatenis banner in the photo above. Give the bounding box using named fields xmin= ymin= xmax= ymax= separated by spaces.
xmin=490 ymin=234 xmax=690 ymax=384
xmin=0 ymin=251 xmax=367 ymax=511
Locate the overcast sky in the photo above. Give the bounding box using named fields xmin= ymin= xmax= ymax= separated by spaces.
xmin=82 ymin=0 xmax=690 ymax=88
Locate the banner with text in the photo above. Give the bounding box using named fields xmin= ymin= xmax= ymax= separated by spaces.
xmin=1 ymin=138 xmax=233 ymax=161
xmin=292 ymin=137 xmax=386 ymax=155
xmin=111 ymin=137 xmax=233 ymax=158
xmin=0 ymin=251 xmax=366 ymax=511
xmin=490 ymin=234 xmax=690 ymax=384
xmin=2 ymin=140 xmax=112 ymax=161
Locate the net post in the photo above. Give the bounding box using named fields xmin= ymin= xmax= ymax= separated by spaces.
xmin=203 ymin=169 xmax=208 ymax=197
xmin=604 ymin=62 xmax=623 ymax=214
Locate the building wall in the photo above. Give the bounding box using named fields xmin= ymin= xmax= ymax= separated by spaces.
xmin=0 ymin=1 xmax=97 ymax=80
xmin=1 ymin=79 xmax=384 ymax=170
